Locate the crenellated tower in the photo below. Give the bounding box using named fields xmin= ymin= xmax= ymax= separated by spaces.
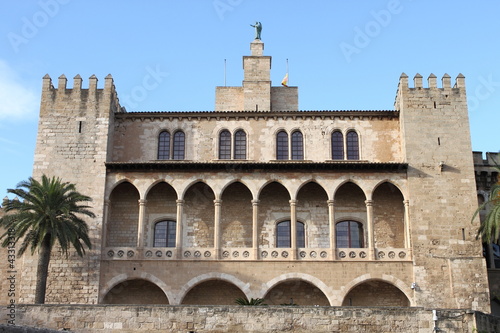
xmin=21 ymin=74 xmax=122 ymax=304
xmin=395 ymin=73 xmax=490 ymax=311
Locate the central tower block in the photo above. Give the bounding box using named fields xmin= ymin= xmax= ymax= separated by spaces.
xmin=215 ymin=40 xmax=298 ymax=111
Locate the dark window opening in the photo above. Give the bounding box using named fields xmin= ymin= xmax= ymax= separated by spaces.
xmin=158 ymin=131 xmax=171 ymax=160
xmin=291 ymin=131 xmax=304 ymax=160
xmin=336 ymin=220 xmax=364 ymax=248
xmin=276 ymin=220 xmax=305 ymax=248
xmin=154 ymin=220 xmax=176 ymax=247
xmin=234 ymin=130 xmax=247 ymax=159
xmin=276 ymin=131 xmax=289 ymax=160
xmin=331 ymin=131 xmax=344 ymax=160
xmin=346 ymin=131 xmax=359 ymax=160
xmin=219 ymin=130 xmax=231 ymax=159
xmin=172 ymin=131 xmax=185 ymax=160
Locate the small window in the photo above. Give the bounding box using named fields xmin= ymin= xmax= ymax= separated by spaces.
xmin=158 ymin=131 xmax=170 ymax=160
xmin=172 ymin=131 xmax=185 ymax=160
xmin=154 ymin=220 xmax=176 ymax=247
xmin=276 ymin=220 xmax=305 ymax=248
xmin=336 ymin=221 xmax=363 ymax=248
xmin=291 ymin=131 xmax=304 ymax=160
xmin=219 ymin=130 xmax=231 ymax=159
xmin=331 ymin=131 xmax=344 ymax=160
xmin=234 ymin=130 xmax=247 ymax=159
xmin=346 ymin=131 xmax=359 ymax=160
xmin=276 ymin=131 xmax=288 ymax=160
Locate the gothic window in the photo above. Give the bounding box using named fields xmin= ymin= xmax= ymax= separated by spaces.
xmin=158 ymin=131 xmax=170 ymax=160
xmin=234 ymin=130 xmax=247 ymax=159
xmin=291 ymin=130 xmax=304 ymax=160
xmin=154 ymin=220 xmax=176 ymax=247
xmin=331 ymin=131 xmax=344 ymax=160
xmin=336 ymin=220 xmax=363 ymax=248
xmin=276 ymin=220 xmax=305 ymax=248
xmin=346 ymin=131 xmax=359 ymax=160
xmin=219 ymin=130 xmax=231 ymax=159
xmin=172 ymin=131 xmax=185 ymax=160
xmin=276 ymin=131 xmax=288 ymax=160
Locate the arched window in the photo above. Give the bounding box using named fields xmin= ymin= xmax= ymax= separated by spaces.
xmin=172 ymin=131 xmax=185 ymax=160
xmin=219 ymin=130 xmax=231 ymax=159
xmin=331 ymin=131 xmax=344 ymax=160
xmin=336 ymin=221 xmax=363 ymax=248
xmin=276 ymin=131 xmax=288 ymax=160
xmin=291 ymin=131 xmax=304 ymax=160
xmin=346 ymin=131 xmax=359 ymax=160
xmin=276 ymin=220 xmax=305 ymax=248
xmin=158 ymin=131 xmax=170 ymax=160
xmin=234 ymin=130 xmax=247 ymax=159
xmin=154 ymin=220 xmax=176 ymax=247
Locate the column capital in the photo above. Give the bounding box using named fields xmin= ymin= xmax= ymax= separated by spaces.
xmin=251 ymin=199 xmax=260 ymax=205
xmin=138 ymin=199 xmax=147 ymax=205
xmin=104 ymin=199 xmax=110 ymax=206
xmin=365 ymin=200 xmax=373 ymax=206
xmin=327 ymin=200 xmax=335 ymax=206
xmin=403 ymin=199 xmax=410 ymax=206
xmin=289 ymin=199 xmax=297 ymax=206
xmin=176 ymin=199 xmax=185 ymax=205
xmin=214 ymin=199 xmax=223 ymax=206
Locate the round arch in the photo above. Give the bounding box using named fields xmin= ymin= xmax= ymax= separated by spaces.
xmin=338 ymin=274 xmax=414 ymax=307
xmin=99 ymin=272 xmax=174 ymax=304
xmin=178 ymin=272 xmax=252 ymax=304
xmin=258 ymin=273 xmax=334 ymax=305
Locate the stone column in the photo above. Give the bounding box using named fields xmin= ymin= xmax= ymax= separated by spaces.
xmin=137 ymin=199 xmax=147 ymax=248
xmin=214 ymin=199 xmax=222 ymax=259
xmin=101 ymin=199 xmax=110 ymax=248
xmin=252 ymin=200 xmax=260 ymax=259
xmin=403 ymin=200 xmax=411 ymax=248
xmin=365 ymin=200 xmax=374 ymax=259
xmin=290 ymin=199 xmax=297 ymax=260
xmin=327 ymin=200 xmax=336 ymax=259
xmin=175 ymin=200 xmax=184 ymax=259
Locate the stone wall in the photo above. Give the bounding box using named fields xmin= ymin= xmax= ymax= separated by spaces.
xmin=6 ymin=305 xmax=500 ymax=332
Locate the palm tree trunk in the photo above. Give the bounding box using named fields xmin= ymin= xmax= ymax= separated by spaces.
xmin=35 ymin=235 xmax=51 ymax=304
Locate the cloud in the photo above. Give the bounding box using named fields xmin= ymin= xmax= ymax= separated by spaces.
xmin=0 ymin=59 xmax=39 ymax=121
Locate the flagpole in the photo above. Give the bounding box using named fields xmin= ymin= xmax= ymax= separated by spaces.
xmin=286 ymin=58 xmax=289 ymax=85
xmin=224 ymin=59 xmax=227 ymax=87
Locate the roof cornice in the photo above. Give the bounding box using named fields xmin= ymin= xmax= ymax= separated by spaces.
xmin=114 ymin=110 xmax=399 ymax=121
xmin=106 ymin=160 xmax=408 ymax=172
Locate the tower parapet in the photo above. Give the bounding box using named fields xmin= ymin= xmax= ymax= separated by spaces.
xmin=215 ymin=40 xmax=298 ymax=111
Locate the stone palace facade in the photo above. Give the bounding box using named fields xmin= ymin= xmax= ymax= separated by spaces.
xmin=9 ymin=39 xmax=491 ymax=312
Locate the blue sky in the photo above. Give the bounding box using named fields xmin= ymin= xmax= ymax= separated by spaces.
xmin=0 ymin=0 xmax=499 ymax=197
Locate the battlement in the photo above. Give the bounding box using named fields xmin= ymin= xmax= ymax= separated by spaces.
xmin=41 ymin=74 xmax=122 ymax=115
xmin=397 ymin=72 xmax=465 ymax=90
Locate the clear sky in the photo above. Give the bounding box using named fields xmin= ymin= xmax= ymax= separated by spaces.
xmin=0 ymin=0 xmax=499 ymax=197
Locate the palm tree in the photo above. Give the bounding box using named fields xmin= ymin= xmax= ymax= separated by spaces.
xmin=473 ymin=166 xmax=500 ymax=244
xmin=0 ymin=175 xmax=95 ymax=304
